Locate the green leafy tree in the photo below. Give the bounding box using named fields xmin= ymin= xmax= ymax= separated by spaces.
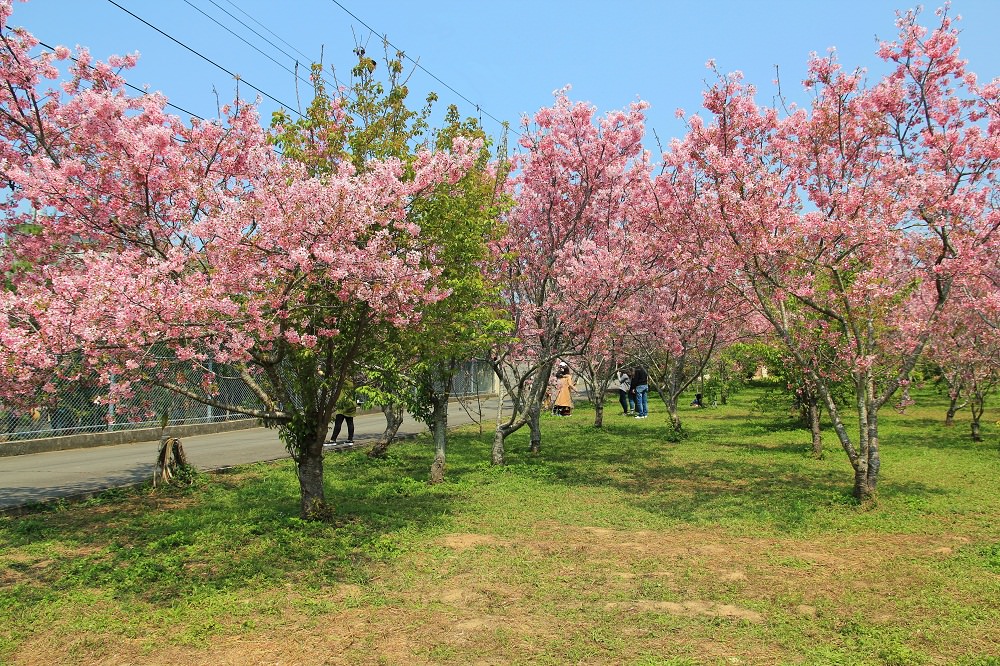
xmin=273 ymin=48 xmax=509 ymax=486
xmin=407 ymin=106 xmax=511 ymax=483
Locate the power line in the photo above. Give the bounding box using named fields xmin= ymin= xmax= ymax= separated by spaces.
xmin=102 ymin=0 xmax=515 ymax=143
xmin=326 ymin=0 xmax=514 ymax=134
xmin=215 ymin=0 xmax=315 ymax=67
xmin=189 ymin=0 xmax=358 ymax=108
xmin=105 ymin=0 xmax=303 ymax=117
xmin=180 ymin=0 xmax=300 ymax=84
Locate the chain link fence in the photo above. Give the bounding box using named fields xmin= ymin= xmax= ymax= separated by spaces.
xmin=0 ymin=365 xmax=260 ymax=442
xmin=1 ymin=359 xmax=497 ymax=443
xmin=452 ymin=359 xmax=496 ymax=397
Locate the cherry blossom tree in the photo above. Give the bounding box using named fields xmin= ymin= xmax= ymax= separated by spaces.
xmin=635 ymin=132 xmax=765 ymax=434
xmin=929 ymin=293 xmax=1000 ymax=441
xmin=0 ymin=4 xmax=475 ymax=519
xmin=622 ymin=266 xmax=740 ymax=432
xmin=273 ymin=50 xmax=508 ymax=483
xmin=570 ymin=331 xmax=629 ymax=428
xmin=488 ymin=91 xmax=652 ymax=463
xmin=668 ymin=7 xmax=999 ymax=500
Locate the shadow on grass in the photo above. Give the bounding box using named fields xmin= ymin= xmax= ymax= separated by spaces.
xmin=497 ymin=403 xmax=976 ymax=533
xmin=520 ymin=440 xmax=847 ymax=532
xmin=0 ymin=449 xmax=466 ymax=604
xmin=710 ymin=438 xmax=819 ymax=457
xmin=2 ymin=388 xmax=984 ymax=609
xmin=881 ymin=416 xmax=992 ymax=453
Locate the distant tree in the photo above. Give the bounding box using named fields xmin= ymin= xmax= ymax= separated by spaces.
xmin=929 ymin=296 xmax=1000 ymax=441
xmin=624 ymin=268 xmax=739 ymax=432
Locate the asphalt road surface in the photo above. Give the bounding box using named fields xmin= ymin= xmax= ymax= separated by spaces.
xmin=0 ymin=396 xmax=502 ymax=510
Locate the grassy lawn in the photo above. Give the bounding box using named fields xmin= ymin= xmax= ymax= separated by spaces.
xmin=1 ymin=385 xmax=998 ymax=665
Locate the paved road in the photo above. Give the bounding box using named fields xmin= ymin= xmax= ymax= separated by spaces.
xmin=0 ymin=396 xmax=502 ymax=510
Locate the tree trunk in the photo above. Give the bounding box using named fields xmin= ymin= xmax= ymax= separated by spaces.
xmin=429 ymin=390 xmax=449 ymax=484
xmin=153 ymin=437 xmax=191 ymax=487
xmin=850 ymin=381 xmax=880 ymax=503
xmin=666 ymin=394 xmax=681 ymax=430
xmin=368 ymin=403 xmax=405 ymax=458
xmin=866 ymin=406 xmax=880 ymax=494
xmin=945 ymin=398 xmax=959 ymax=426
xmin=852 ymin=465 xmax=875 ymax=502
xmin=944 ymin=381 xmax=964 ymax=426
xmin=490 ymin=361 xmax=550 ymax=465
xmin=971 ymin=393 xmax=985 ymax=442
xmin=298 ymin=435 xmax=330 ymax=521
xmin=816 ymin=375 xmax=873 ymax=504
xmin=528 ymin=402 xmax=542 ymax=454
xmin=853 ymin=380 xmax=869 ymax=501
xmin=492 ymin=426 xmax=507 ymax=465
xmin=593 ymin=390 xmax=605 ymax=428
xmin=809 ymin=399 xmax=823 ymax=458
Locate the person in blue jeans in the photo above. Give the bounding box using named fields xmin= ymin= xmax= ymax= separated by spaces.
xmin=616 ymin=369 xmax=635 ymax=415
xmin=632 ymin=364 xmax=649 ymax=418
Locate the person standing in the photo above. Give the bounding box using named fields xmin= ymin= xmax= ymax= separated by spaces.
xmin=616 ymin=368 xmax=634 ymax=415
xmin=550 ymin=362 xmax=569 ymax=414
xmin=329 ymin=376 xmax=358 ymax=446
xmin=554 ymin=365 xmax=575 ymax=416
xmin=632 ymin=364 xmax=649 ymax=419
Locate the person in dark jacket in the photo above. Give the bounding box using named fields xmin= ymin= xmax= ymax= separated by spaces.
xmin=632 ymin=364 xmax=649 ymax=418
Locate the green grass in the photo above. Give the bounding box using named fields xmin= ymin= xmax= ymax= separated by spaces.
xmin=1 ymin=385 xmax=998 ymax=665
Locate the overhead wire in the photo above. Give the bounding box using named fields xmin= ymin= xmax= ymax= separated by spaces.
xmin=325 ymin=0 xmax=516 ymax=135
xmin=104 ymin=0 xmax=303 ymax=117
xmin=84 ymin=0 xmax=518 ymax=140
xmin=214 ymin=0 xmax=316 ymax=68
xmin=180 ymin=0 xmax=300 ymax=82
xmin=196 ymin=0 xmax=358 ymax=107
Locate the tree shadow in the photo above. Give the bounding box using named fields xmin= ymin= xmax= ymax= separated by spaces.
xmin=0 ymin=450 xmax=465 ymax=604
xmin=578 ymin=459 xmax=839 ymax=532
xmin=0 ymin=460 xmax=154 ymax=512
xmin=498 ymin=412 xmax=969 ymax=534
xmin=882 ymin=417 xmax=991 ymax=452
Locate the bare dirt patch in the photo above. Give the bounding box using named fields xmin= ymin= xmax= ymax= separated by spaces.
xmin=606 ymin=599 xmax=764 ymax=623
xmin=436 ymin=532 xmax=507 ymax=551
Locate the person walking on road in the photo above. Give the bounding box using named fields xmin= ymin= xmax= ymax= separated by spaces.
xmin=632 ymin=364 xmax=649 ymax=419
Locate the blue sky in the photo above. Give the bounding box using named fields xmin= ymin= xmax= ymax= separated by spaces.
xmin=10 ymin=0 xmax=1000 ymax=153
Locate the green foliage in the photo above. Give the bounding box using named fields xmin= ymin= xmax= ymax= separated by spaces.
xmin=170 ymin=463 xmax=199 ymax=487
xmin=702 ymin=341 xmax=782 ymax=406
xmin=663 ymin=417 xmax=686 ymax=443
xmin=407 ymin=104 xmax=512 ymax=368
xmin=270 ymin=45 xmax=433 ymax=174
